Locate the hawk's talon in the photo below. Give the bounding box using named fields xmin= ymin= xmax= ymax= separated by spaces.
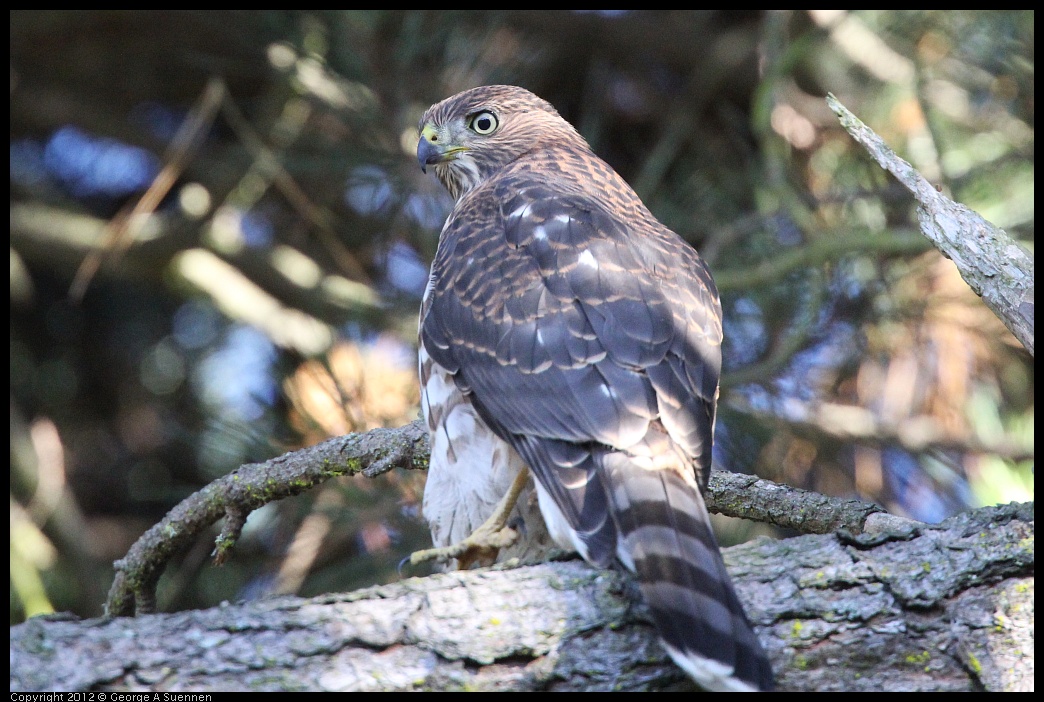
xmin=409 ymin=523 xmax=519 ymax=570
xmin=411 ymin=467 xmax=530 ymax=570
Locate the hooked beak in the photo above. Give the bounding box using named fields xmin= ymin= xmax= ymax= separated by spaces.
xmin=417 ymin=135 xmax=441 ymax=174
xmin=417 ymin=124 xmax=467 ymax=174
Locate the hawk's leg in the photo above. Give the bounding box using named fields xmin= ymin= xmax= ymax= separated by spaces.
xmin=410 ymin=468 xmax=530 ymax=570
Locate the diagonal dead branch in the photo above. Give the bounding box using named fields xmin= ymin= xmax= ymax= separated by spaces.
xmin=827 ymin=94 xmax=1034 ymax=355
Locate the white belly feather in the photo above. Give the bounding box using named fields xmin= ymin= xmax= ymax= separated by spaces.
xmin=418 ymin=343 xmax=552 ymax=563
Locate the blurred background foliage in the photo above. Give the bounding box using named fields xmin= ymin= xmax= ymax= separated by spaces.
xmin=10 ymin=10 xmax=1033 ymax=624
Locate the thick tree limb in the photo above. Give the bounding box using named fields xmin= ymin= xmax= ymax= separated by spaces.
xmin=12 ymin=502 xmax=1033 ymax=692
xmin=827 ymin=94 xmax=1034 ymax=356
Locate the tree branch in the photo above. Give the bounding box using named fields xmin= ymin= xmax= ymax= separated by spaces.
xmin=712 ymin=227 xmax=930 ymax=292
xmin=105 ymin=421 xmax=429 ymax=617
xmin=14 ymin=502 xmax=1033 ymax=692
xmin=827 ymin=94 xmax=1034 ymax=356
xmin=105 ymin=420 xmax=894 ymax=618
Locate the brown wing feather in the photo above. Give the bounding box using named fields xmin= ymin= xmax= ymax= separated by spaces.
xmin=418 ymin=86 xmax=772 ymax=691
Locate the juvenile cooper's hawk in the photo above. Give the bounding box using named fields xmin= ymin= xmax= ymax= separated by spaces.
xmin=414 ymin=85 xmax=772 ymax=691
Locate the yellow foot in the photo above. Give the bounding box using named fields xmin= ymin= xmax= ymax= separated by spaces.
xmin=410 ymin=522 xmax=519 ymax=570
xmin=410 ymin=468 xmax=532 ymax=570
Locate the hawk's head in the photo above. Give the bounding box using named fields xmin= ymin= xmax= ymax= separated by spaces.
xmin=417 ymin=85 xmax=586 ymax=201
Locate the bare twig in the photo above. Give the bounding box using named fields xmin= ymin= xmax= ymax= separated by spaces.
xmin=105 ymin=420 xmax=429 ymax=617
xmin=707 ymin=469 xmax=889 ymax=536
xmin=218 ymin=94 xmax=372 ymax=283
xmin=713 ymin=227 xmax=929 ymax=291
xmin=69 ymin=78 xmax=226 ymax=301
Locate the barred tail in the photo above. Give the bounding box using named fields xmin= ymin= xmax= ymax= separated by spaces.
xmin=598 ymin=452 xmax=773 ymax=691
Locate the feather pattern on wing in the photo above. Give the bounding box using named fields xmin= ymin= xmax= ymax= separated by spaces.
xmin=417 ymin=85 xmax=772 ymax=691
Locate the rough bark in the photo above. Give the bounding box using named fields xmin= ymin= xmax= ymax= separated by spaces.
xmin=11 ymin=501 xmax=1033 ymax=692
xmin=827 ymin=94 xmax=1034 ymax=356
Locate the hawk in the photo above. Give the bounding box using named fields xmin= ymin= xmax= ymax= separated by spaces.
xmin=413 ymin=85 xmax=772 ymax=691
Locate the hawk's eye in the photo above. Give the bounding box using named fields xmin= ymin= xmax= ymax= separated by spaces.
xmin=469 ymin=111 xmax=499 ymax=135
